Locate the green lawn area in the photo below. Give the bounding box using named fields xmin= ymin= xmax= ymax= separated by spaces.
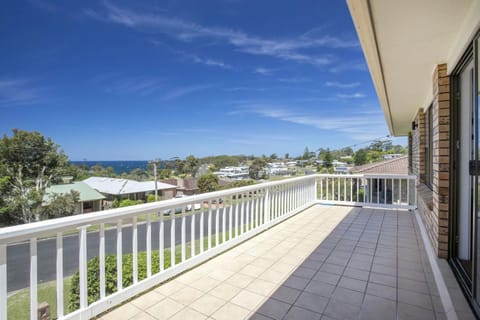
xmin=7 ymin=277 xmax=71 ymax=320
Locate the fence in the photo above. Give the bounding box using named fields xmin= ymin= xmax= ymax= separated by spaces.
xmin=0 ymin=175 xmax=317 ymax=320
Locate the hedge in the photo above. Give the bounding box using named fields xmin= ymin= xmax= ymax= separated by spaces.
xmin=68 ymin=250 xmax=171 ymax=312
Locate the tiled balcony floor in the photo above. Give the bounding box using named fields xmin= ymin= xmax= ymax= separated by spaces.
xmin=99 ymin=205 xmax=447 ymax=320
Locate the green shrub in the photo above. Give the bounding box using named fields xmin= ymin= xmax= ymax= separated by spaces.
xmin=146 ymin=194 xmax=157 ymax=203
xmin=68 ymin=250 xmax=170 ymax=312
xmin=118 ymin=199 xmax=143 ymax=207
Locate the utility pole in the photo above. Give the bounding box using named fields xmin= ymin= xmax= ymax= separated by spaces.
xmin=149 ymin=159 xmax=161 ymax=201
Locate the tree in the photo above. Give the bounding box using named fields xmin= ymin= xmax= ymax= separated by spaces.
xmin=197 ymin=173 xmax=219 ymax=193
xmin=249 ymin=159 xmax=267 ymax=180
xmin=354 ymin=149 xmax=368 ymax=166
xmin=284 ymin=153 xmax=289 ymax=160
xmin=323 ymin=149 xmax=333 ymax=168
xmin=41 ymin=191 xmax=79 ymax=219
xmin=184 ymin=155 xmax=199 ymax=176
xmin=302 ymin=147 xmax=310 ymax=160
xmin=0 ymin=129 xmax=69 ymax=224
xmin=270 ymin=153 xmax=278 ymax=160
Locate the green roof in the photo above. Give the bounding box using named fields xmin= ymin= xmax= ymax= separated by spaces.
xmin=44 ymin=181 xmax=105 ymax=203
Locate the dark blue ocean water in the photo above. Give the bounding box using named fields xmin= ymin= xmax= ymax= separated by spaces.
xmin=70 ymin=161 xmax=156 ymax=174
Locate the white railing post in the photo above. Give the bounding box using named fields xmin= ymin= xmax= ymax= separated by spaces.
xmin=30 ymin=238 xmax=38 ymax=320
xmin=264 ymin=188 xmax=270 ymax=223
xmin=170 ymin=210 xmax=175 ymax=267
xmin=0 ymin=244 xmax=7 ymax=320
xmin=159 ymin=212 xmax=164 ymax=272
xmin=79 ymin=227 xmax=88 ymax=310
xmin=99 ymin=224 xmax=106 ymax=299
xmin=181 ymin=207 xmax=186 ymax=262
xmin=146 ymin=215 xmax=152 ymax=277
xmin=56 ymin=232 xmax=64 ymax=318
xmin=191 ymin=211 xmax=196 ymax=258
xmin=116 ymin=221 xmax=123 ymax=290
xmin=207 ymin=200 xmax=212 ymax=249
xmin=215 ymin=202 xmax=220 ymax=245
xmin=200 ymin=205 xmax=205 ymax=253
xmin=132 ymin=217 xmax=138 ymax=284
xmin=228 ymin=196 xmax=233 ymax=240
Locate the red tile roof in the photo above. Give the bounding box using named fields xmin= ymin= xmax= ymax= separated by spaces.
xmin=350 ymin=156 xmax=408 ymax=174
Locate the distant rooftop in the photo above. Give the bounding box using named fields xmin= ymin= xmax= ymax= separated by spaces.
xmin=83 ymin=177 xmax=177 ymax=195
xmin=350 ymin=155 xmax=408 ymax=175
xmin=44 ymin=181 xmax=105 ymax=204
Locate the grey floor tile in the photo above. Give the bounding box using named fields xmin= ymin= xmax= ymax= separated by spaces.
xmin=320 ymin=263 xmax=345 ymax=275
xmin=291 ymin=267 xmax=317 ymax=280
xmin=331 ymin=286 xmax=364 ymax=306
xmin=369 ymin=272 xmax=396 ymax=287
xmin=304 ymin=279 xmax=336 ymax=298
xmin=323 ymin=299 xmax=361 ymax=320
xmin=366 ymin=282 xmax=396 ymax=301
xmin=283 ymin=306 xmax=322 ymax=320
xmin=312 ymin=271 xmax=341 ymax=285
xmin=283 ymin=275 xmax=310 ymax=291
xmin=343 ymin=267 xmax=370 ymax=281
xmin=256 ymin=298 xmax=291 ymax=320
xmin=338 ymin=276 xmax=367 ymax=293
xmin=359 ymin=294 xmax=396 ymax=320
xmin=270 ymin=286 xmax=301 ymax=304
xmin=397 ymin=288 xmax=433 ymax=310
xmin=398 ymin=277 xmax=430 ymax=295
xmin=294 ymin=291 xmax=329 ymax=314
xmin=397 ymin=302 xmax=435 ymax=320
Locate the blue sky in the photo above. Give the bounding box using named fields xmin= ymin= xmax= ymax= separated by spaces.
xmin=0 ymin=0 xmax=405 ymax=160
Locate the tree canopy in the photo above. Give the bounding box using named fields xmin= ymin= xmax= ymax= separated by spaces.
xmin=197 ymin=173 xmax=219 ymax=193
xmin=0 ymin=129 xmax=71 ymax=224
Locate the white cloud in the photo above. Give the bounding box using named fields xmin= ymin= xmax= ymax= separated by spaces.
xmin=336 ymin=92 xmax=365 ymax=99
xmin=86 ymin=2 xmax=358 ymax=67
xmin=91 ymin=74 xmax=163 ymax=96
xmin=191 ymin=55 xmax=232 ymax=69
xmin=278 ymin=77 xmax=309 ymax=83
xmin=329 ymin=60 xmax=367 ymax=73
xmin=325 ymin=81 xmax=360 ymax=88
xmin=254 ymin=67 xmax=273 ymax=75
xmin=0 ymin=78 xmax=46 ymax=107
xmin=232 ymin=105 xmax=387 ymax=141
xmin=162 ymin=84 xmax=213 ymax=100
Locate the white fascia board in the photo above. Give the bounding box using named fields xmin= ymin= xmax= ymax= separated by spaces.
xmin=347 ymin=0 xmax=395 ymax=135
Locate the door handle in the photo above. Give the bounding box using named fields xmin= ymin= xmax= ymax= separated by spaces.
xmin=469 ymin=160 xmax=480 ymax=175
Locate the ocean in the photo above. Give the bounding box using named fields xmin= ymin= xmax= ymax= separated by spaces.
xmin=70 ymin=160 xmax=166 ymax=175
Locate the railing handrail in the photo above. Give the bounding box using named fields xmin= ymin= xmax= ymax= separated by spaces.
xmin=0 ymin=174 xmax=316 ymax=243
xmin=0 ymin=173 xmax=415 ymax=243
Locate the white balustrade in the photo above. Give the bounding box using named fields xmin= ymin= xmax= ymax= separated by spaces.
xmin=0 ymin=174 xmax=414 ymax=320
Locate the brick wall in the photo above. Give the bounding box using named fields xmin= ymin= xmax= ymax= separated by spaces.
xmin=410 ymin=63 xmax=450 ymax=259
xmin=432 ymin=64 xmax=450 ymax=258
xmin=410 ymin=109 xmax=425 ymax=180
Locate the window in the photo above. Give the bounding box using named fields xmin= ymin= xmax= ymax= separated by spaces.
xmin=425 ymin=105 xmax=433 ymax=189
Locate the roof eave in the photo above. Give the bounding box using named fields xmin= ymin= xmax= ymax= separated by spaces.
xmin=347 ymin=0 xmax=396 ymax=136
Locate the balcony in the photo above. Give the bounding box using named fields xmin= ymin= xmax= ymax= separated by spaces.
xmin=0 ymin=174 xmax=473 ymax=319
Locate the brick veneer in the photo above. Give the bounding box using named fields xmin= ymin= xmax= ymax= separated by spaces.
xmin=409 ymin=63 xmax=450 ymax=258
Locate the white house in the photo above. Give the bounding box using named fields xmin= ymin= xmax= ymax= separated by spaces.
xmin=83 ymin=177 xmax=177 ymax=202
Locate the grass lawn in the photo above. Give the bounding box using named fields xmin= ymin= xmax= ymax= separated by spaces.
xmin=7 ymin=277 xmax=71 ymax=320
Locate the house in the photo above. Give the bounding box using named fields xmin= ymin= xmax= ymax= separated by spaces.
xmin=214 ymin=166 xmax=250 ymax=180
xmin=44 ymin=181 xmax=105 ymax=214
xmin=350 ymin=155 xmax=408 ymax=175
xmin=83 ymin=177 xmax=177 ymax=202
xmin=265 ymin=162 xmax=291 ymax=176
xmin=348 ymin=0 xmax=480 ymax=314
xmin=161 ymin=177 xmax=200 ymax=195
xmin=350 ymin=156 xmax=409 ymax=203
